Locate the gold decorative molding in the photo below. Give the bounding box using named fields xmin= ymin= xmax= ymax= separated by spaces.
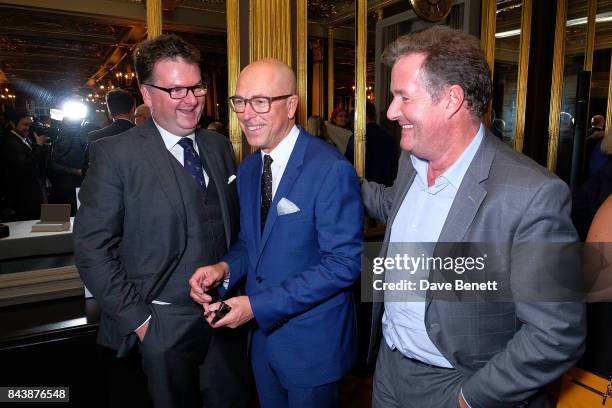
xmin=354 ymin=0 xmax=367 ymax=178
xmin=146 ymin=0 xmax=162 ymax=38
xmin=297 ymin=0 xmax=307 ymax=126
xmin=226 ymin=0 xmax=242 ymax=163
xmin=584 ymin=0 xmax=597 ymax=71
xmin=327 ymin=28 xmax=334 ymax=120
xmin=513 ymin=0 xmax=532 ymax=153
xmin=547 ymin=0 xmax=568 ymax=172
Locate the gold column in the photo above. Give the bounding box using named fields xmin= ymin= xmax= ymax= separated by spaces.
xmin=480 ymin=0 xmax=497 ymax=77
xmin=584 ymin=0 xmax=597 ymax=71
xmin=296 ymin=0 xmax=307 ymax=125
xmin=513 ymin=0 xmax=532 ymax=153
xmin=249 ymin=0 xmax=292 ymax=64
xmin=480 ymin=0 xmax=496 ymax=127
xmin=310 ymin=40 xmax=324 ymax=117
xmin=327 ymin=28 xmax=335 ymax=120
xmin=547 ymin=0 xmax=568 ymax=172
xmin=354 ymin=0 xmax=367 ymax=178
xmin=146 ymin=0 xmax=162 ymax=39
xmin=605 ymin=54 xmax=612 ymax=133
xmin=227 ymin=0 xmax=242 ymax=163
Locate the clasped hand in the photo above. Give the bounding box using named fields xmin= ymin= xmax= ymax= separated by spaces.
xmin=189 ymin=262 xmax=254 ymax=329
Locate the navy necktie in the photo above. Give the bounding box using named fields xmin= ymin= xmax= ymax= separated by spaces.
xmin=177 ymin=137 xmax=206 ymax=192
xmin=261 ymin=154 xmax=273 ymax=234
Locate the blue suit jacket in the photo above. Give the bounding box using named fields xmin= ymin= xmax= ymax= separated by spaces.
xmin=222 ymin=128 xmax=363 ymax=387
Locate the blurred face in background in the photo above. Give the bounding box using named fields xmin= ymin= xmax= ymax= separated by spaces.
xmin=13 ymin=116 xmax=33 ymax=138
xmin=332 ymin=111 xmax=349 ymax=128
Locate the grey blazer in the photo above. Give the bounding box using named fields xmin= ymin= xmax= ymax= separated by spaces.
xmin=73 ymin=119 xmax=239 ymax=354
xmin=362 ymin=131 xmax=586 ymax=407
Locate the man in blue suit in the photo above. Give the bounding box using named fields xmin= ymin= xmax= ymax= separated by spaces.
xmin=190 ymin=58 xmax=363 ymax=407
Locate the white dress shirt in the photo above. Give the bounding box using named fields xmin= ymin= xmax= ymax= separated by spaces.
xmin=260 ymin=125 xmax=300 ymax=200
xmin=383 ymin=124 xmax=484 ymax=368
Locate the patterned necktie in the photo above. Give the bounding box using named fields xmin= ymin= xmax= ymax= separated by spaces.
xmin=177 ymin=137 xmax=206 ymax=192
xmin=261 ymin=154 xmax=273 ymax=234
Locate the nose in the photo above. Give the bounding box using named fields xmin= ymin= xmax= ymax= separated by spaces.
xmin=241 ymin=101 xmax=257 ymax=120
xmin=182 ymin=88 xmax=198 ymax=105
xmin=387 ymin=96 xmax=401 ymax=122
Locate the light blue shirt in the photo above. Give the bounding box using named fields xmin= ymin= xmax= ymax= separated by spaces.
xmin=382 ymin=124 xmax=484 ymax=367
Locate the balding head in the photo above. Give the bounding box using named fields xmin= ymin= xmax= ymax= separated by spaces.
xmin=238 ymin=58 xmax=296 ymax=95
xmin=134 ymin=104 xmax=151 ymax=126
xmin=233 ymin=58 xmax=299 ymax=153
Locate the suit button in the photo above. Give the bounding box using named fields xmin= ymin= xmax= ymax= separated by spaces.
xmin=255 ymin=276 xmax=263 ymax=283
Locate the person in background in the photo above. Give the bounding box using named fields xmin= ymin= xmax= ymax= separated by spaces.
xmin=345 ymin=101 xmax=398 ymax=187
xmin=135 ymin=103 xmax=152 ymax=126
xmin=0 ymin=107 xmax=48 ymax=221
xmin=324 ymin=107 xmax=352 ymax=154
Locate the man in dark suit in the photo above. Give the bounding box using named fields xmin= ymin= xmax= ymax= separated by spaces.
xmin=361 ymin=26 xmax=585 ymax=408
xmin=0 ymin=108 xmax=48 ymax=221
xmin=88 ymin=88 xmax=135 ymax=143
xmin=73 ymin=34 xmax=245 ymax=408
xmin=83 ymin=88 xmax=135 ymax=174
xmin=190 ymin=58 xmax=363 ymax=408
xmin=345 ymin=101 xmax=398 ymax=187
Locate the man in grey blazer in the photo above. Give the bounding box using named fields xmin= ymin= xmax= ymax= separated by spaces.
xmin=362 ymin=26 xmax=585 ymax=408
xmin=74 ymin=35 xmax=245 ymax=407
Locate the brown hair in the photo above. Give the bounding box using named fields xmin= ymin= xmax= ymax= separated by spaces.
xmin=133 ymin=34 xmax=201 ymax=85
xmin=382 ymin=25 xmax=492 ymax=118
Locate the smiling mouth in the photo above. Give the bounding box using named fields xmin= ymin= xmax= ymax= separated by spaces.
xmin=246 ymin=124 xmax=265 ymax=131
xmin=401 ymin=124 xmax=414 ymax=129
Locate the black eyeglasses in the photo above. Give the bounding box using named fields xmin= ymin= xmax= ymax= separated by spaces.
xmin=228 ymin=94 xmax=293 ymax=113
xmin=145 ymin=83 xmax=207 ymax=99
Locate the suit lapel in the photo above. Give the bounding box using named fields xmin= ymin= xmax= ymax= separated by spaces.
xmin=139 ymin=121 xmax=187 ymax=230
xmin=196 ymin=131 xmax=232 ymax=249
xmin=426 ymin=132 xmax=495 ymax=309
xmin=257 ymin=129 xmax=308 ymax=259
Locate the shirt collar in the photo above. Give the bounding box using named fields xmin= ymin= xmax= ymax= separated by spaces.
xmin=260 ymin=125 xmax=299 ymax=166
xmin=410 ymin=123 xmax=484 ymax=189
xmin=154 ymin=119 xmax=195 ymax=150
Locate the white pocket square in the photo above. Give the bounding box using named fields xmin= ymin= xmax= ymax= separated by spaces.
xmin=277 ymin=197 xmax=300 ymax=215
xmin=227 ymin=174 xmax=236 ymax=184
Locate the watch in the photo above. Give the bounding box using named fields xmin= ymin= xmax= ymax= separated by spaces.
xmin=409 ymin=0 xmax=453 ymax=23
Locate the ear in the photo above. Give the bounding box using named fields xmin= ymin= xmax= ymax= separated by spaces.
xmin=140 ymin=85 xmax=152 ymax=107
xmin=286 ymin=95 xmax=299 ymax=119
xmin=445 ymin=84 xmax=465 ymax=118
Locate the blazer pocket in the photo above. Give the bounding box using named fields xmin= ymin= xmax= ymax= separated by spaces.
xmin=293 ymin=293 xmax=348 ymax=322
xmin=276 ymin=210 xmax=308 ymax=223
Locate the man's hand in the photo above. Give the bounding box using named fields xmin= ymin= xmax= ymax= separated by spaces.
xmin=135 ymin=320 xmax=149 ymax=342
xmin=189 ymin=262 xmax=229 ymax=304
xmin=32 ymin=131 xmax=45 ymax=146
xmin=458 ymin=390 xmax=469 ymax=408
xmin=204 ymin=296 xmax=253 ymax=329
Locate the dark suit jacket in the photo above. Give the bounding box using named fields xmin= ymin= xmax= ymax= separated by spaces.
xmin=74 ymin=119 xmax=239 ymax=354
xmin=363 ymin=130 xmax=586 ymax=407
xmin=83 ymin=119 xmax=135 ymax=171
xmin=0 ymin=129 xmax=47 ymax=220
xmin=88 ymin=118 xmax=134 ymax=144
